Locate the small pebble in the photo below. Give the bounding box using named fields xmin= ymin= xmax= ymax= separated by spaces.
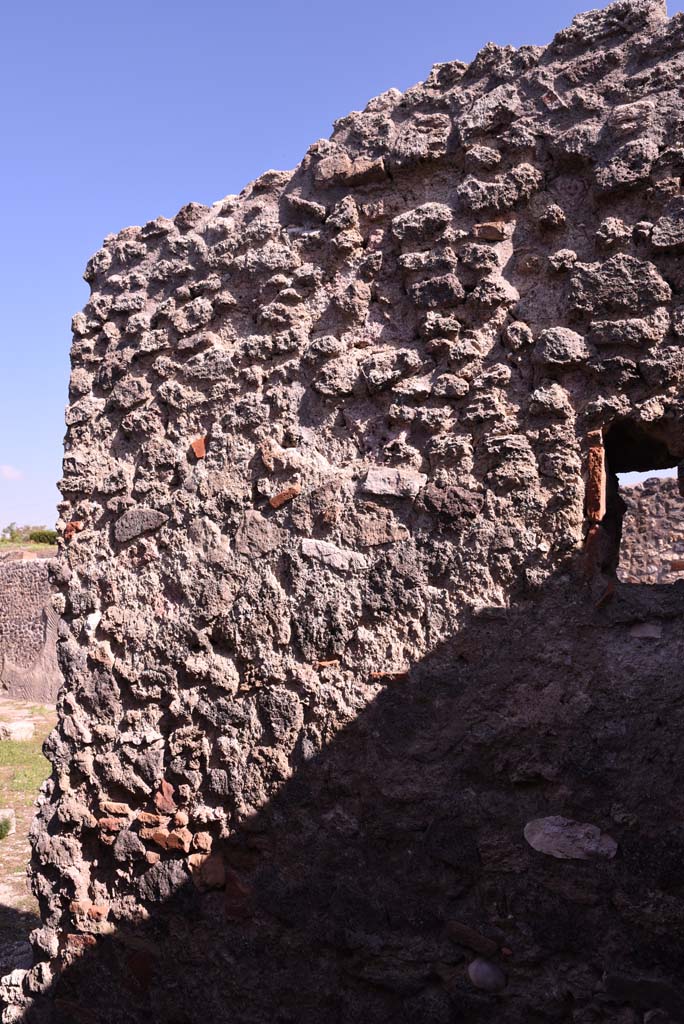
xmin=467 ymin=958 xmax=507 ymax=992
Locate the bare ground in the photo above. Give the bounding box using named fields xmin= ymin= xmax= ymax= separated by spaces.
xmin=0 ymin=700 xmax=55 ymax=976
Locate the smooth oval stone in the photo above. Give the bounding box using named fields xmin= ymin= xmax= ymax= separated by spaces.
xmin=467 ymin=958 xmax=507 ymax=992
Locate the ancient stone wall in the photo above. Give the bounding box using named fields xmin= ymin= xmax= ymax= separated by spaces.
xmin=0 ymin=560 xmax=60 ymax=702
xmin=619 ymin=476 xmax=684 ymax=583
xmin=8 ymin=1 xmax=684 ymax=1021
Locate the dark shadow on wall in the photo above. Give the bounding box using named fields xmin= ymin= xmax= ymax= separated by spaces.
xmin=0 ymin=904 xmax=37 ymax=978
xmin=16 ymin=574 xmax=684 ymax=1024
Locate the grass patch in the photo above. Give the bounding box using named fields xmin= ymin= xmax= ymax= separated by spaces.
xmin=0 ymin=738 xmax=50 ymax=806
xmin=0 ymin=541 xmax=57 ymax=557
xmin=27 ymin=705 xmax=51 ymax=718
xmin=0 ymin=817 xmax=11 ymax=841
xmin=0 ymin=738 xmax=45 ymax=767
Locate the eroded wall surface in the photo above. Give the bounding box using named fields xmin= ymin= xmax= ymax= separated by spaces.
xmin=9 ymin=1 xmax=684 ymax=1020
xmin=0 ymin=560 xmax=60 ymax=703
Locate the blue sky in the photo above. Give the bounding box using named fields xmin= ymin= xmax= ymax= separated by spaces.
xmin=0 ymin=1 xmax=680 ymax=525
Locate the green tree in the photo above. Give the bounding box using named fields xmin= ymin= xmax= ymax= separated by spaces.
xmin=1 ymin=523 xmax=53 ymax=544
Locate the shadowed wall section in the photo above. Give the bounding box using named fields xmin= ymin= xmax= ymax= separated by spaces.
xmin=8 ymin=578 xmax=684 ymax=1023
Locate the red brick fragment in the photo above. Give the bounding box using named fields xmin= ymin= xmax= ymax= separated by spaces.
xmin=446 ymin=920 xmax=499 ymax=957
xmin=585 ymin=443 xmax=606 ymax=522
xmin=190 ymin=436 xmax=207 ymax=459
xmin=69 ymin=900 xmax=91 ymax=915
xmin=64 ymin=520 xmax=84 ymax=542
xmin=145 ymin=828 xmax=170 ymax=849
xmin=97 ymin=816 xmax=127 ymax=832
xmin=99 ymin=801 xmax=131 ymax=816
xmin=166 ymin=827 xmax=192 ymax=853
xmin=595 ymin=581 xmax=615 ymax=608
xmin=192 ymin=830 xmax=212 ymax=853
xmin=86 ymin=904 xmax=109 ymax=921
xmin=189 ymin=852 xmax=226 ymax=891
xmin=269 ymin=483 xmax=302 ymax=509
xmin=154 ymin=779 xmax=177 ymax=814
xmin=671 ymin=559 xmax=684 ymax=571
xmin=65 ymin=933 xmax=97 ymax=950
xmin=138 ymin=811 xmax=168 ymax=827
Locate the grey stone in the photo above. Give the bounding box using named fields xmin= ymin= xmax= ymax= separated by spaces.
xmin=114 ymin=506 xmax=169 ymax=543
xmin=235 ymin=511 xmax=281 ymax=556
xmin=113 ymin=829 xmax=146 ymax=862
xmin=301 ymin=538 xmax=368 ymax=572
xmin=533 ymin=327 xmax=590 ymax=369
xmin=524 ymin=816 xmax=618 ymax=860
xmin=363 ymin=467 xmax=427 ymax=499
xmin=0 ymin=721 xmax=35 ymax=741
xmin=138 ymin=859 xmax=189 ymax=901
xmin=467 ymin=959 xmax=507 ymax=992
xmin=390 ymin=203 xmax=452 ymax=243
xmin=630 ymin=621 xmax=663 ymax=639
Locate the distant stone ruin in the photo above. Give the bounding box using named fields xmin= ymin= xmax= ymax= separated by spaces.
xmin=8 ymin=1 xmax=684 ymax=1021
xmin=0 ymin=559 xmax=60 ymax=703
xmin=619 ymin=476 xmax=684 ymax=583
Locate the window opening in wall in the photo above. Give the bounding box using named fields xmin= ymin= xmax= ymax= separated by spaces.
xmin=603 ymin=421 xmax=684 ymax=585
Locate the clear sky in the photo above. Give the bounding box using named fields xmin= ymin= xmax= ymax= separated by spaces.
xmin=1 ymin=0 xmax=681 ymax=526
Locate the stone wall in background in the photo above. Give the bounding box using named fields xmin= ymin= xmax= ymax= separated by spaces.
xmin=0 ymin=559 xmax=60 ymax=703
xmin=8 ymin=1 xmax=684 ymax=1021
xmin=619 ymin=476 xmax=684 ymax=583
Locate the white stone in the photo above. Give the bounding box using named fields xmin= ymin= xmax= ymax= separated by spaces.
xmin=524 ymin=815 xmax=617 ymax=860
xmin=85 ymin=610 xmax=101 ymax=637
xmin=363 ymin=466 xmax=427 ymax=499
xmin=301 ymin=539 xmax=368 ymax=572
xmin=235 ymin=511 xmax=281 ymax=555
xmin=630 ymin=621 xmax=662 ymax=639
xmin=0 ymin=721 xmax=35 ymax=742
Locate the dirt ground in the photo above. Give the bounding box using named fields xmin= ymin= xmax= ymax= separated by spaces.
xmin=0 ymin=544 xmax=57 ymax=560
xmin=0 ymin=699 xmax=55 ymax=976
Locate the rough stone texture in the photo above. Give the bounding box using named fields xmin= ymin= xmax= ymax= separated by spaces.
xmin=619 ymin=476 xmax=684 ymax=583
xmin=0 ymin=561 xmax=60 ymax=703
xmin=11 ymin=1 xmax=684 ymax=1021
